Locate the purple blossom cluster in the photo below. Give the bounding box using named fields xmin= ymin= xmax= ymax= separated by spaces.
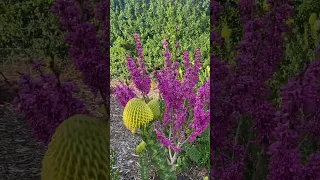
xmin=114 ymin=34 xmax=151 ymax=106
xmin=211 ymin=0 xmax=320 ymax=179
xmin=115 ymin=34 xmax=210 ymax=159
xmin=189 ymin=80 xmax=210 ymax=142
xmin=153 ymin=42 xmax=209 ymax=151
xmin=12 ymin=61 xmax=87 ymax=144
xmin=52 ymin=0 xmax=109 ymax=108
xmin=114 ymin=81 xmax=137 ymax=107
xmin=10 ymin=0 xmax=109 ymax=145
xmin=267 ymin=59 xmax=320 ymax=179
xmin=115 ymin=34 xmax=152 ymax=97
xmin=125 ymin=34 xmax=151 ymax=96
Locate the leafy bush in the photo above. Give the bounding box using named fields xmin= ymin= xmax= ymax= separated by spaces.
xmin=183 ymin=129 xmax=210 ymax=169
xmin=0 ymin=0 xmax=67 ymax=61
xmin=110 ymin=0 xmax=210 ymax=80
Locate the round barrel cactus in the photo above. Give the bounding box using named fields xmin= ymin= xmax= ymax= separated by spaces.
xmin=41 ymin=114 xmax=109 ymax=180
xmin=147 ymin=98 xmax=161 ymax=120
xmin=123 ymin=98 xmax=154 ymax=133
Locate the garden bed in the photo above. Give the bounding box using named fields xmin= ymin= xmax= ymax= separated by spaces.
xmin=110 ymin=87 xmax=207 ymax=180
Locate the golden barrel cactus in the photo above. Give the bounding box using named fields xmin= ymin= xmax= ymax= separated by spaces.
xmin=123 ymin=98 xmax=154 ymax=133
xmin=41 ymin=114 xmax=109 ymax=180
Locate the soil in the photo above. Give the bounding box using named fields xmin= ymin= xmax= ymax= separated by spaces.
xmin=0 ymin=81 xmax=46 ymax=180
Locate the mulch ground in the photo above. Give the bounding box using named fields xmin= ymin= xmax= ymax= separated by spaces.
xmin=0 ymin=81 xmax=46 ymax=180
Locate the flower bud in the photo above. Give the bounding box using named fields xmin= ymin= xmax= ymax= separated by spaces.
xmin=136 ymin=141 xmax=146 ymax=153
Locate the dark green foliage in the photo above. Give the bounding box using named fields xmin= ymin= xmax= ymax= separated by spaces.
xmin=183 ymin=129 xmax=210 ymax=170
xmin=212 ymin=0 xmax=242 ymax=64
xmin=142 ymin=126 xmax=177 ymax=180
xmin=111 ymin=0 xmax=210 ymax=80
xmin=0 ymin=0 xmax=67 ymax=62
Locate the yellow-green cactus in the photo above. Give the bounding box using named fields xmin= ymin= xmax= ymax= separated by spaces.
xmin=147 ymin=98 xmax=161 ymax=120
xmin=136 ymin=141 xmax=147 ymax=153
xmin=41 ymin=114 xmax=109 ymax=180
xmin=123 ymin=98 xmax=154 ymax=132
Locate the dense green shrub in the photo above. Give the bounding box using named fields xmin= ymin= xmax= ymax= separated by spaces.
xmin=183 ymin=129 xmax=210 ymax=169
xmin=0 ymin=0 xmax=67 ymax=62
xmin=111 ymin=0 xmax=210 ymax=80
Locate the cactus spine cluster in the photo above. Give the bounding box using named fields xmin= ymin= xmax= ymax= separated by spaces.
xmin=123 ymin=98 xmax=154 ymax=133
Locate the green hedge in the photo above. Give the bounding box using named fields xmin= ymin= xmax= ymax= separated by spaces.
xmin=0 ymin=0 xmax=67 ymax=62
xmin=111 ymin=0 xmax=210 ymax=80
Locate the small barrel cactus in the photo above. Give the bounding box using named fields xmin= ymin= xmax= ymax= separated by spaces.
xmin=41 ymin=114 xmax=109 ymax=180
xmin=123 ymin=98 xmax=154 ymax=133
xmin=147 ymin=98 xmax=161 ymax=120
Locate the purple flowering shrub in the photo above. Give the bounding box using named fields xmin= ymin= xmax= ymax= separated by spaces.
xmin=115 ymin=33 xmax=210 ymax=165
xmin=52 ymin=0 xmax=110 ymax=113
xmin=12 ymin=60 xmax=87 ymax=145
xmin=7 ymin=0 xmax=109 ymax=145
xmin=211 ymin=0 xmax=320 ymax=179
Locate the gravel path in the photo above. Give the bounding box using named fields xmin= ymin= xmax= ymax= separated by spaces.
xmin=110 ymin=95 xmax=142 ymax=180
